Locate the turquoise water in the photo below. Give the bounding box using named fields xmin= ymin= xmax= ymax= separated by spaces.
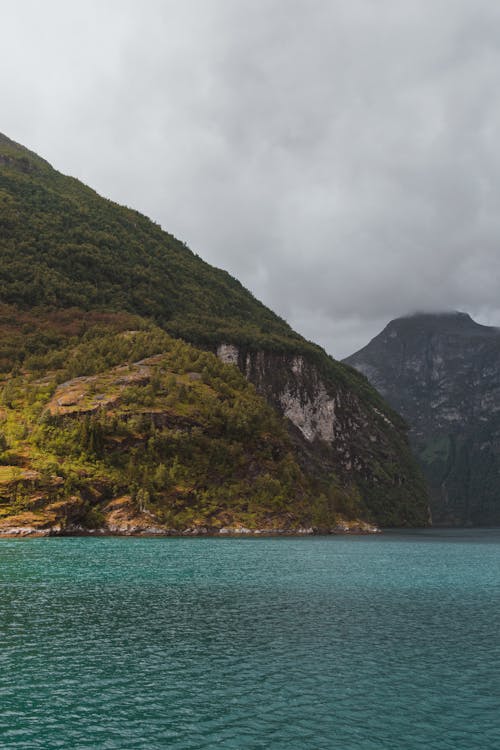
xmin=0 ymin=531 xmax=499 ymax=749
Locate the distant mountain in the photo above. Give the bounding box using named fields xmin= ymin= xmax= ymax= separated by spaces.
xmin=345 ymin=312 xmax=500 ymax=525
xmin=0 ymin=133 xmax=429 ymax=532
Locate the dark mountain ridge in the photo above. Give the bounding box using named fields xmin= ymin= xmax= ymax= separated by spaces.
xmin=345 ymin=311 xmax=500 ymax=525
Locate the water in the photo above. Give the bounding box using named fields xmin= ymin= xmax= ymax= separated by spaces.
xmin=0 ymin=530 xmax=499 ymax=749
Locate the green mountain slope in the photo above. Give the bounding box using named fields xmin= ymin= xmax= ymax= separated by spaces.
xmin=0 ymin=133 xmax=429 ymax=530
xmin=0 ymin=132 xmax=299 ymax=349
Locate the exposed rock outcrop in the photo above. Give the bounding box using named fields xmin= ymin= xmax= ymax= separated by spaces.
xmin=217 ymin=343 xmax=429 ymax=527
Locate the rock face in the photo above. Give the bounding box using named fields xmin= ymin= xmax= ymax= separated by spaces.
xmin=345 ymin=312 xmax=500 ymax=526
xmin=218 ymin=346 xmax=336 ymax=443
xmin=217 ymin=344 xmax=429 ymax=527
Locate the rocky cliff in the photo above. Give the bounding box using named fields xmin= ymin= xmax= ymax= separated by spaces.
xmin=217 ymin=344 xmax=429 ymax=526
xmin=345 ymin=312 xmax=500 ymax=525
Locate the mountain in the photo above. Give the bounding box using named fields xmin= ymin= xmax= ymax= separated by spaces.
xmin=0 ymin=133 xmax=429 ymax=533
xmin=345 ymin=312 xmax=500 ymax=526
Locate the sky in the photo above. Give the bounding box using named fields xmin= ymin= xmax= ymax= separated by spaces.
xmin=2 ymin=0 xmax=500 ymax=359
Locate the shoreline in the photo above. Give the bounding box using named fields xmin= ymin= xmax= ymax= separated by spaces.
xmin=0 ymin=523 xmax=382 ymax=539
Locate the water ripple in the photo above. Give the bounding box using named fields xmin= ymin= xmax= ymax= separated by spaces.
xmin=0 ymin=531 xmax=499 ymax=748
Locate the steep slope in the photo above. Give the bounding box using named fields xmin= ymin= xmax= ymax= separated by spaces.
xmin=345 ymin=312 xmax=500 ymax=525
xmin=0 ymin=132 xmax=298 ymax=348
xmin=0 ymin=133 xmax=429 ymax=528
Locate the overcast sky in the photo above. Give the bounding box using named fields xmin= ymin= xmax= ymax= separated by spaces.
xmin=2 ymin=0 xmax=500 ymax=358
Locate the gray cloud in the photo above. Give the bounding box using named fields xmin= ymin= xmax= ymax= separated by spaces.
xmin=2 ymin=0 xmax=500 ymax=357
